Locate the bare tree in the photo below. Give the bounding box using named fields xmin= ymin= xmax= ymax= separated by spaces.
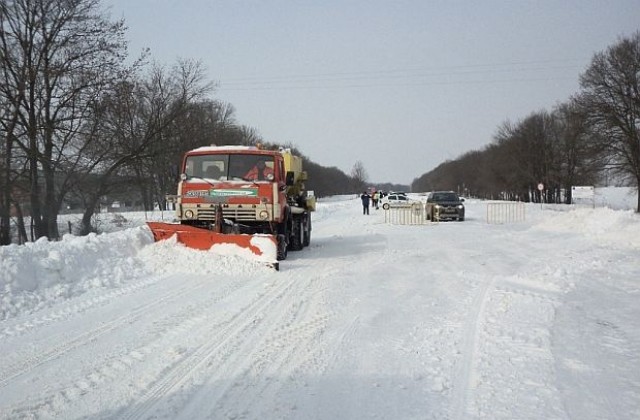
xmin=350 ymin=160 xmax=368 ymax=192
xmin=0 ymin=0 xmax=130 ymax=240
xmin=578 ymin=32 xmax=640 ymax=212
xmin=237 ymin=125 xmax=263 ymax=146
xmin=139 ymin=98 xmax=243 ymax=211
xmin=0 ymin=94 xmax=24 ymax=244
xmin=412 ymin=107 xmax=603 ymax=203
xmin=0 ymin=2 xmax=30 ymax=244
xmin=75 ymin=59 xmax=213 ymax=234
xmin=553 ymin=102 xmax=604 ymax=203
xmin=412 ymin=34 xmax=639 ymax=207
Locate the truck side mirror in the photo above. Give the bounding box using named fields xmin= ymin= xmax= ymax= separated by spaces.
xmin=286 ymin=171 xmax=295 ymax=186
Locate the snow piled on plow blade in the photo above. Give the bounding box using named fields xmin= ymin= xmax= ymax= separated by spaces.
xmin=146 ymin=222 xmax=278 ymax=268
xmin=207 ymin=235 xmax=278 ymax=264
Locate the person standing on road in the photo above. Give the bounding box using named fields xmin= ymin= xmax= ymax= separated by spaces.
xmin=360 ymin=191 xmax=371 ymax=215
xmin=372 ymin=191 xmax=380 ymax=209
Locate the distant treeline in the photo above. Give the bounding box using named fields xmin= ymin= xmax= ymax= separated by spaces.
xmin=411 ymin=32 xmax=640 ymax=213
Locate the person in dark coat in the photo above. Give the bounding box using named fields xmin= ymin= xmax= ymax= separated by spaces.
xmin=360 ymin=191 xmax=371 ymax=215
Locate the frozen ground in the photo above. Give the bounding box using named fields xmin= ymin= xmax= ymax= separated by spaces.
xmin=0 ymin=188 xmax=639 ymax=419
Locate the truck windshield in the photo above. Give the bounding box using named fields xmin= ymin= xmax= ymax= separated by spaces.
xmin=185 ymin=154 xmax=275 ymax=181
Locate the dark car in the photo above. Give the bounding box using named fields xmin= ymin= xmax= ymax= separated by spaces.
xmin=426 ymin=191 xmax=465 ymax=221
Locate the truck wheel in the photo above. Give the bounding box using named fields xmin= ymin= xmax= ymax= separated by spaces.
xmin=289 ymin=217 xmax=304 ymax=251
xmin=277 ymin=234 xmax=288 ymax=261
xmin=302 ymin=215 xmax=311 ymax=247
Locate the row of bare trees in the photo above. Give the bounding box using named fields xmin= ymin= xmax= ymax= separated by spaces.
xmin=0 ymin=0 xmax=268 ymax=245
xmin=0 ymin=0 xmax=361 ymax=246
xmin=412 ymin=32 xmax=640 ymax=212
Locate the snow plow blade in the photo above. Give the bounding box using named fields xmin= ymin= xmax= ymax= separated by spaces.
xmin=146 ymin=222 xmax=279 ymax=270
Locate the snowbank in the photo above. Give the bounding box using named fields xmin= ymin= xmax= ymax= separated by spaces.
xmin=0 ymin=225 xmax=272 ymax=321
xmin=531 ymin=207 xmax=640 ymax=250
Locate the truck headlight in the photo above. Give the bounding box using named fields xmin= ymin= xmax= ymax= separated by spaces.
xmin=259 ymin=210 xmax=269 ymax=220
xmin=457 ymin=205 xmax=464 ymax=209
xmin=185 ymin=209 xmax=195 ymax=219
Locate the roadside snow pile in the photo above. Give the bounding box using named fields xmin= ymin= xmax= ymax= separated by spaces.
xmin=594 ymin=186 xmax=637 ymax=210
xmin=0 ymin=227 xmax=153 ymax=320
xmin=532 ymin=207 xmax=640 ymax=250
xmin=0 ymin=226 xmax=276 ymax=321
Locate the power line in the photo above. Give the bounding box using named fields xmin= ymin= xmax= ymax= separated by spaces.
xmin=219 ymin=76 xmax=579 ymax=92
xmin=217 ymin=58 xmax=586 ymax=91
xmin=221 ymin=58 xmax=586 ymax=82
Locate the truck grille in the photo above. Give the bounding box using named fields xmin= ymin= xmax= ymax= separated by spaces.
xmin=195 ymin=207 xmax=260 ymax=221
xmin=223 ymin=208 xmax=260 ymax=221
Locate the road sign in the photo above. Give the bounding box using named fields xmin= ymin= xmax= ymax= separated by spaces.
xmin=571 ymin=186 xmax=595 ymax=199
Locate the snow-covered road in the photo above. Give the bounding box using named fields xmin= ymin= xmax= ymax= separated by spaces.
xmin=1 ymin=194 xmax=639 ymax=419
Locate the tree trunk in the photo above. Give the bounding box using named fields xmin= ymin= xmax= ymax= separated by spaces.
xmin=0 ymin=184 xmax=10 ymax=245
xmin=43 ymin=163 xmax=60 ymax=240
xmin=1 ymin=131 xmax=13 ymax=245
xmin=636 ymin=176 xmax=640 ymax=213
xmin=29 ymin=156 xmax=46 ymax=239
xmin=80 ymin=194 xmax=101 ymax=235
xmin=13 ymin=201 xmax=28 ymax=244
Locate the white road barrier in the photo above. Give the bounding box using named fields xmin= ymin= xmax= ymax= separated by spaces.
xmin=384 ymin=203 xmax=429 ymax=225
xmin=486 ymin=202 xmax=526 ymax=224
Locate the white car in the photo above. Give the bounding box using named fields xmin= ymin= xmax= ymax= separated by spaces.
xmin=381 ymin=194 xmax=417 ymax=210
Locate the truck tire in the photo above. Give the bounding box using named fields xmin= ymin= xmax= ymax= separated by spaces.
xmin=289 ymin=217 xmax=304 ymax=251
xmin=277 ymin=234 xmax=288 ymax=261
xmin=302 ymin=215 xmax=311 ymax=247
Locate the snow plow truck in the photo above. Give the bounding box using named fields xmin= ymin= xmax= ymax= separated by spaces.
xmin=147 ymin=145 xmax=316 ymax=270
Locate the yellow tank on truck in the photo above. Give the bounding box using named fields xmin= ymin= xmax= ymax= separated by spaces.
xmin=282 ymin=149 xmax=303 ymax=180
xmin=280 ymin=149 xmax=315 ymax=211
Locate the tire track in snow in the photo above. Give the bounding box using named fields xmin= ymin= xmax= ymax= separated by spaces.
xmin=215 ymin=270 xmax=340 ymax=419
xmin=451 ymin=275 xmax=496 ymax=420
xmin=0 ymin=279 xmax=207 ymax=390
xmin=1 ymin=275 xmax=250 ymax=420
xmin=0 ymin=276 xmax=161 ymax=340
xmin=119 ymin=274 xmax=305 ymax=420
xmin=446 ymin=234 xmax=584 ymax=419
xmin=439 ymin=228 xmax=558 ymax=419
xmin=216 ymin=270 xmax=350 ymax=419
xmin=206 ymin=308 xmax=332 ymax=419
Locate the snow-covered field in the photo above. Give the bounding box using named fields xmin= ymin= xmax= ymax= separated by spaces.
xmin=1 ymin=188 xmax=639 ymax=419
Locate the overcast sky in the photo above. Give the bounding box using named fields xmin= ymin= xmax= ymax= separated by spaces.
xmin=105 ymin=0 xmax=639 ymax=185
